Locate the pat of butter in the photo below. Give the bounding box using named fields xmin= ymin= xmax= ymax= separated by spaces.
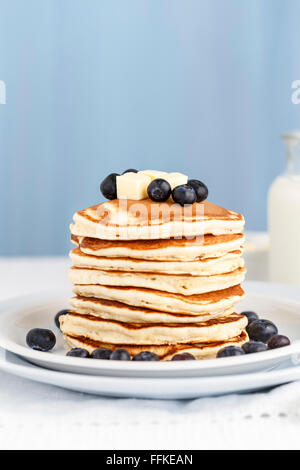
xmin=117 ymin=172 xmax=151 ymax=200
xmin=139 ymin=170 xmax=169 ymax=181
xmin=164 ymin=172 xmax=188 ymax=189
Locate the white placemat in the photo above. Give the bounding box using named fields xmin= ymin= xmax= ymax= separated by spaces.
xmin=0 ymin=255 xmax=299 ymax=450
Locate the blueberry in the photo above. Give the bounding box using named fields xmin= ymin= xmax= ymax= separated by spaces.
xmin=122 ymin=168 xmax=138 ymax=174
xmin=132 ymin=351 xmax=160 ymax=361
xmin=217 ymin=346 xmax=245 ymax=358
xmin=240 ymin=311 xmax=259 ymax=325
xmin=110 ymin=348 xmax=130 ymax=361
xmin=26 ymin=328 xmax=56 ymax=352
xmin=187 ymin=179 xmax=208 ymax=203
xmin=66 ymin=348 xmax=90 ymax=358
xmin=246 ymin=319 xmax=278 ymax=343
xmin=171 ymin=352 xmax=196 ymax=361
xmin=172 ymin=184 xmax=196 ymax=206
xmin=267 ymin=335 xmax=291 ymax=349
xmin=147 ymin=178 xmax=171 ymax=202
xmin=54 ymin=309 xmax=69 ymax=329
xmin=242 ymin=341 xmax=268 ymax=354
xmin=91 ymin=348 xmax=112 ymax=359
xmin=100 ymin=173 xmax=119 ymax=200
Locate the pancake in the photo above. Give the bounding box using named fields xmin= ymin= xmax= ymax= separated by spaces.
xmin=67 ymin=195 xmax=246 ymax=359
xmin=70 ymin=199 xmax=245 ymax=240
xmin=70 ymin=247 xmax=244 ymax=276
xmin=70 ymin=295 xmax=235 ymax=323
xmin=69 ymin=266 xmax=246 ymax=296
xmin=72 ymin=284 xmax=245 ymax=315
xmin=60 ymin=311 xmax=248 ymax=345
xmin=71 ymin=233 xmax=245 ymax=261
xmin=64 ymin=330 xmax=248 ymax=360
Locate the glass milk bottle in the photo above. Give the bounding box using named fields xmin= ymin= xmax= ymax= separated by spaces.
xmin=268 ymin=132 xmax=300 ymax=285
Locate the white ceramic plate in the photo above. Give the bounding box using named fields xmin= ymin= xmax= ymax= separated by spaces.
xmin=0 ymin=281 xmax=300 ymax=378
xmin=0 ymin=347 xmax=300 ymax=399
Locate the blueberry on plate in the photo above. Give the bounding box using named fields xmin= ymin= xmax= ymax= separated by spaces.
xmin=172 ymin=184 xmax=196 ymax=206
xmin=122 ymin=168 xmax=138 ymax=174
xmin=217 ymin=346 xmax=245 ymax=358
xmin=246 ymin=319 xmax=278 ymax=343
xmin=171 ymin=352 xmax=196 ymax=361
xmin=267 ymin=335 xmax=291 ymax=349
xmin=91 ymin=348 xmax=112 ymax=359
xmin=54 ymin=309 xmax=69 ymax=329
xmin=100 ymin=173 xmax=119 ymax=200
xmin=187 ymin=179 xmax=208 ymax=203
xmin=132 ymin=351 xmax=160 ymax=361
xmin=242 ymin=341 xmax=267 ymax=354
xmin=110 ymin=348 xmax=131 ymax=361
xmin=66 ymin=348 xmax=90 ymax=358
xmin=147 ymin=178 xmax=171 ymax=202
xmin=26 ymin=328 xmax=56 ymax=352
xmin=240 ymin=311 xmax=259 ymax=325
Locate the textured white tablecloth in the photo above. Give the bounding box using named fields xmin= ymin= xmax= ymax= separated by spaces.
xmin=0 ymin=257 xmax=300 ymax=450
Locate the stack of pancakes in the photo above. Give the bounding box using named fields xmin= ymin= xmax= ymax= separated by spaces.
xmin=60 ymin=199 xmax=248 ymax=360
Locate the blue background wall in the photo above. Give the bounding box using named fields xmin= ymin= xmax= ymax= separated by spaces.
xmin=1 ymin=0 xmax=300 ymax=255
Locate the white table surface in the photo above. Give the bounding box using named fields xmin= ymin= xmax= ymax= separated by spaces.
xmin=1 ymin=256 xmax=300 ymax=450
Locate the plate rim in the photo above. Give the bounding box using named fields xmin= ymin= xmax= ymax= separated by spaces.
xmin=1 ymin=348 xmax=300 ymax=397
xmin=0 ymin=282 xmax=300 ymax=374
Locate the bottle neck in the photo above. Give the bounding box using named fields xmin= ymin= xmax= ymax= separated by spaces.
xmin=283 ymin=133 xmax=300 ymax=176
